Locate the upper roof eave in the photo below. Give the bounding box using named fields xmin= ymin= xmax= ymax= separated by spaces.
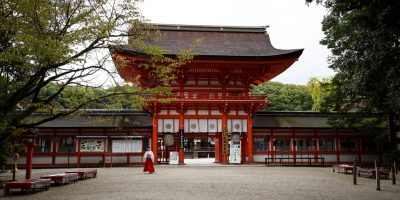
xmin=112 ymin=46 xmax=304 ymax=61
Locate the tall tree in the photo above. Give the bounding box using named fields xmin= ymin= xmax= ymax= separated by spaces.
xmin=307 ymin=0 xmax=400 ymax=151
xmin=0 ymin=0 xmax=191 ymax=149
xmin=307 ymin=77 xmax=335 ymax=111
xmin=252 ymin=82 xmax=312 ymax=111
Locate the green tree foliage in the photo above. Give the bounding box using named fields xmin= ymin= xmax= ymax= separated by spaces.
xmin=0 ymin=0 xmax=193 ymax=160
xmin=306 ymin=77 xmax=335 ymax=111
xmin=307 ymin=0 xmax=400 ymax=152
xmin=252 ymin=82 xmax=312 ymax=111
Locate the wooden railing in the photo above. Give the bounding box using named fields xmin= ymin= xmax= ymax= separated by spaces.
xmin=149 ymin=92 xmax=266 ymax=102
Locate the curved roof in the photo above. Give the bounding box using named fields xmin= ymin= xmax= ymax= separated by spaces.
xmin=117 ymin=24 xmax=303 ymax=58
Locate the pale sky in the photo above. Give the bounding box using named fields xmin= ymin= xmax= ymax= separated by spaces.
xmin=137 ymin=0 xmax=334 ymax=85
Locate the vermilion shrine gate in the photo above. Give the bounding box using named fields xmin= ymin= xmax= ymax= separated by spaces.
xmin=112 ymin=24 xmax=303 ymax=164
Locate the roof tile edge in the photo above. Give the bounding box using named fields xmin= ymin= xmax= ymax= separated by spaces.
xmin=152 ymin=23 xmax=269 ymax=33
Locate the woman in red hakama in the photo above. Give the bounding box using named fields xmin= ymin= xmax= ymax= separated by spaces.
xmin=143 ymin=147 xmax=155 ymax=173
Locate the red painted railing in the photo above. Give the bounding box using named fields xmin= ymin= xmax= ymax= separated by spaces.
xmin=148 ymin=92 xmax=267 ymax=102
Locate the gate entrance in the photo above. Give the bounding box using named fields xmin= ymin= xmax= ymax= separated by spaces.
xmin=157 ymin=133 xmax=215 ymax=164
xmin=183 ymin=133 xmax=215 ymax=159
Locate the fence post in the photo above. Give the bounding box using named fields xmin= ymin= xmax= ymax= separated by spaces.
xmin=375 ymin=160 xmax=380 ymax=191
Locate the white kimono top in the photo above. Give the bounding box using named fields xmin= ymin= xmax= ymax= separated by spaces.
xmin=143 ymin=150 xmax=154 ymax=163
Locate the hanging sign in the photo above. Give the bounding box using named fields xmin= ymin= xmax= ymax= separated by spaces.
xmin=222 ymin=128 xmax=229 ymax=155
xmin=179 ymin=129 xmax=184 ymax=149
xmin=80 ymin=139 xmax=104 ymax=152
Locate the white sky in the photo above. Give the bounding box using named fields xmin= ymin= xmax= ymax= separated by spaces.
xmin=137 ymin=0 xmax=334 ymax=85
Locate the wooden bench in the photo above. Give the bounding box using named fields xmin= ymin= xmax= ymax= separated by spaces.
xmin=40 ymin=173 xmax=79 ymax=185
xmin=3 ymin=179 xmax=51 ymax=195
xmin=265 ymin=155 xmax=325 ymax=166
xmin=333 ymin=164 xmax=354 ymax=174
xmin=357 ymin=167 xmax=390 ymax=179
xmin=65 ymin=169 xmax=98 ymax=179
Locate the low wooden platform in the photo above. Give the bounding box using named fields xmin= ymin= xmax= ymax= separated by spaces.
xmin=357 ymin=167 xmax=390 ymax=179
xmin=65 ymin=169 xmax=98 ymax=179
xmin=333 ymin=164 xmax=354 ymax=174
xmin=3 ymin=179 xmax=51 ymax=195
xmin=40 ymin=173 xmax=79 ymax=185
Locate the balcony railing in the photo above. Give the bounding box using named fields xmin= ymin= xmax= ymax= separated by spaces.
xmin=148 ymin=92 xmax=267 ymax=102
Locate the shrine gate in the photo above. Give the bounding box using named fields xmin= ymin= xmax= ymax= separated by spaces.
xmin=112 ymin=24 xmax=303 ymax=164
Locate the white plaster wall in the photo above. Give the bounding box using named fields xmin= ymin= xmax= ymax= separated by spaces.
xmin=361 ymin=154 xmax=379 ymax=162
xmin=111 ymin=156 xmax=127 ymax=164
xmin=340 ymin=154 xmax=357 ymax=162
xmin=159 ymin=110 xmax=168 ymax=115
xmin=321 ymin=154 xmax=337 ymax=162
xmin=174 ymin=119 xmax=179 ymax=132
xmin=80 ymin=156 xmax=103 ymax=164
xmin=186 ymin=110 xmax=196 ymax=115
xmin=254 ymin=154 xmax=267 ymax=162
xmin=198 ymin=110 xmax=208 ymax=115
xmin=130 ymin=156 xmax=143 ymax=163
xmin=211 ymin=110 xmax=220 ymax=115
xmin=55 ymin=156 xmax=77 ymax=164
xmin=32 ymin=157 xmax=52 ymax=164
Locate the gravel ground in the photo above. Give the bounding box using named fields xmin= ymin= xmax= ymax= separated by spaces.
xmin=1 ymin=165 xmax=399 ymax=200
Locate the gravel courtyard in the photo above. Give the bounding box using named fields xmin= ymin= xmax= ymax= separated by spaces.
xmin=1 ymin=165 xmax=399 ymax=200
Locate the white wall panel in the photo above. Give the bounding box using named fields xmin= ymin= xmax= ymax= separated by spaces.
xmin=340 ymin=154 xmax=357 ymax=162
xmin=163 ymin=119 xmax=174 ymax=133
xmin=242 ymin=119 xmax=248 ymax=132
xmin=32 ymin=157 xmax=52 ymax=164
xmin=159 ymin=110 xmax=168 ymax=115
xmin=199 ymin=119 xmax=208 ymax=133
xmin=110 ymin=156 xmax=127 ymax=164
xmin=361 ymin=154 xmax=379 ymax=162
xmin=158 ymin=119 xmax=163 ymax=133
xmin=232 ymin=119 xmax=243 ymax=132
xmin=189 ymin=119 xmax=199 ymax=132
xmin=130 ymin=155 xmax=143 ymax=163
xmin=184 ymin=119 xmax=189 ymax=132
xmin=217 ymin=119 xmax=222 ymax=132
xmin=55 ymin=156 xmax=77 ymax=164
xmin=80 ymin=156 xmax=102 ymax=163
xmin=211 ymin=110 xmax=220 ymax=115
xmin=322 ymin=155 xmax=337 ymax=162
xmin=208 ymin=119 xmax=218 ymax=132
xmin=174 ymin=119 xmax=179 ymax=132
xmin=198 ymin=110 xmax=208 ymax=115
xmin=186 ymin=110 xmax=196 ymax=115
xmin=227 ymin=119 xmax=232 ymax=133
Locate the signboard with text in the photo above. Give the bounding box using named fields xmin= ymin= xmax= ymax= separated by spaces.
xmin=222 ymin=128 xmax=229 ymax=155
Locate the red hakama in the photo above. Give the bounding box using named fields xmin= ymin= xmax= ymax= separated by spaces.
xmin=143 ymin=157 xmax=155 ymax=173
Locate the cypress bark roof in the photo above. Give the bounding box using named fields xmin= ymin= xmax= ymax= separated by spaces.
xmin=118 ymin=24 xmax=303 ymax=58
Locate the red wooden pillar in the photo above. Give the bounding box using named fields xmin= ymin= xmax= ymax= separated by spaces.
xmin=356 ymin=137 xmax=362 ymax=162
xmin=313 ymin=129 xmax=318 ymax=164
xmin=179 ymin=112 xmax=185 ymax=164
xmin=152 ymin=113 xmax=158 ymax=164
xmin=77 ymin=138 xmax=81 ymax=168
xmin=247 ymin=113 xmax=253 ymax=163
xmin=241 ymin=134 xmax=247 ymax=163
xmin=52 ymin=137 xmax=56 ymax=167
xmin=335 ymin=130 xmax=340 ymax=163
xmin=214 ymin=134 xmax=220 ymax=163
xmin=221 ymin=112 xmax=228 ymax=164
xmin=25 ymin=144 xmax=34 ymax=179
xmin=270 ymin=129 xmax=274 ymax=163
xmin=292 ymin=129 xmax=296 ymax=165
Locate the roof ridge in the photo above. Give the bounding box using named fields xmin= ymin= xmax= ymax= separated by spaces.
xmin=152 ymin=23 xmax=269 ymax=33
